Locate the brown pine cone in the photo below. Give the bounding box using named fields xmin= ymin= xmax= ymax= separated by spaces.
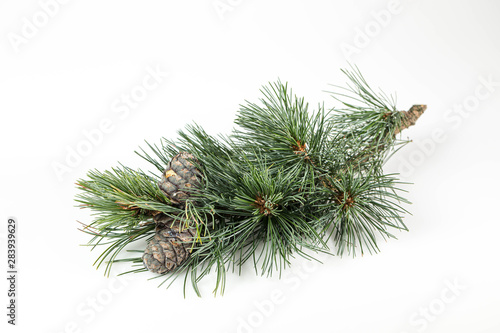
xmin=158 ymin=152 xmax=200 ymax=206
xmin=142 ymin=213 xmax=197 ymax=274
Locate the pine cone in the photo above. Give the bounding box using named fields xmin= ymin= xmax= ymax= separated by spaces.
xmin=158 ymin=152 xmax=200 ymax=206
xmin=142 ymin=214 xmax=197 ymax=274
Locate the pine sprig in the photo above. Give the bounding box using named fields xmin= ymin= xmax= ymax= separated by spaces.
xmin=233 ymin=81 xmax=335 ymax=170
xmin=76 ymin=166 xmax=179 ymax=274
xmin=319 ymin=168 xmax=410 ymax=256
xmin=75 ymin=66 xmax=425 ymax=296
xmin=75 ymin=166 xmax=178 ymax=226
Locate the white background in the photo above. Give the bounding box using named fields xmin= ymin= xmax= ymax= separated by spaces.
xmin=1 ymin=0 xmax=500 ymax=332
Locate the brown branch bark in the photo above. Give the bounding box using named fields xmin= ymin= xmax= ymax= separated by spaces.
xmin=394 ymin=104 xmax=427 ymax=135
xmin=344 ymin=104 xmax=427 ymax=167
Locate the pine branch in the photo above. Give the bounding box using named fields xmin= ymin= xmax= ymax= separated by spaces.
xmin=75 ymin=65 xmax=426 ymax=295
xmin=75 ymin=166 xmax=177 ymax=227
xmin=233 ymin=81 xmax=335 ymax=171
xmin=318 ymin=168 xmax=410 ymax=256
